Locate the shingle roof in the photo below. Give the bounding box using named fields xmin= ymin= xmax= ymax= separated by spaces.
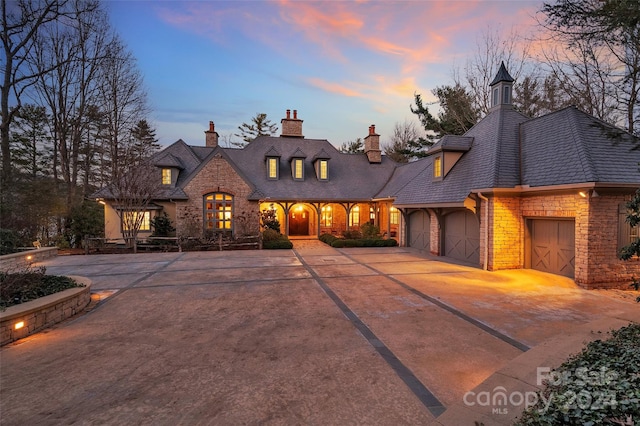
xmin=226 ymin=136 xmax=397 ymax=201
xmin=427 ymin=135 xmax=474 ymax=154
xmin=521 ymin=106 xmax=640 ymax=186
xmin=380 ymin=106 xmax=529 ymax=205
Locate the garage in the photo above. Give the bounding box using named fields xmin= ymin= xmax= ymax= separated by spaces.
xmin=528 ymin=219 xmax=575 ymax=278
xmin=443 ymin=210 xmax=480 ymax=265
xmin=408 ymin=210 xmax=430 ymax=251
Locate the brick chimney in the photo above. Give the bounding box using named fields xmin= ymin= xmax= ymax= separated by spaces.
xmin=205 ymin=121 xmax=219 ymax=147
xmin=280 ymin=109 xmax=304 ymax=138
xmin=364 ymin=124 xmax=381 ymax=163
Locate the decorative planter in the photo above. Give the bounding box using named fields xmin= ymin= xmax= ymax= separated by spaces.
xmin=0 ymin=276 xmax=91 ymax=346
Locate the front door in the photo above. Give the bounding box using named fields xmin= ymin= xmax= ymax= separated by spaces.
xmin=289 ymin=207 xmax=310 ymax=236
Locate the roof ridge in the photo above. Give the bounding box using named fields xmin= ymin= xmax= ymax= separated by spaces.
xmin=567 ymin=108 xmax=598 ymax=181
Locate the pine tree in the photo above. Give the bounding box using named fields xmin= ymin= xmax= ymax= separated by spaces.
xmin=234 ymin=113 xmax=278 ymax=146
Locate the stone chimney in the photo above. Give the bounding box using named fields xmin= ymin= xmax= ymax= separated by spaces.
xmin=280 ymin=109 xmax=304 ymax=138
xmin=205 ymin=121 xmax=219 ymax=147
xmin=364 ymin=124 xmax=381 ymax=163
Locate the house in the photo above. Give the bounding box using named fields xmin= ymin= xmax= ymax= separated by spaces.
xmin=94 ymin=109 xmax=401 ymax=247
xmin=94 ymin=63 xmax=640 ymax=289
xmin=378 ymin=62 xmax=640 ymax=289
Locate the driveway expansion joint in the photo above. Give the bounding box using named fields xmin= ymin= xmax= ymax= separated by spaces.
xmin=293 ymin=249 xmax=446 ymax=418
xmin=337 ymin=250 xmax=531 ymax=353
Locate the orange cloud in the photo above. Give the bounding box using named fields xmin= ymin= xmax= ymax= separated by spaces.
xmin=306 ymin=77 xmax=365 ymax=98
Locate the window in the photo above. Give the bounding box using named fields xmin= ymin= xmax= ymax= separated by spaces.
xmin=390 ymin=207 xmax=399 ymax=225
xmin=618 ymin=202 xmax=639 ymax=251
xmin=267 ymin=157 xmax=278 ymax=179
xmin=205 ymin=193 xmax=233 ymax=230
xmin=122 ymin=211 xmax=151 ymax=231
xmin=318 ymin=160 xmax=328 ymax=180
xmin=292 ymin=158 xmax=304 ymax=180
xmin=434 ymin=156 xmax=442 ymax=178
xmin=349 ymin=205 xmax=360 ymax=227
xmin=503 ymin=86 xmax=511 ymax=104
xmin=321 ymin=205 xmax=332 ymax=227
xmin=492 ymin=88 xmax=499 ymax=107
xmin=162 ymin=168 xmax=171 ymax=185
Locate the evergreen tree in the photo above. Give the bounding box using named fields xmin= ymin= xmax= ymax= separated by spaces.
xmin=338 ymin=138 xmax=364 ymax=153
xmin=234 ymin=113 xmax=278 ymax=146
xmin=130 ymin=119 xmax=160 ymax=158
xmin=10 ymin=104 xmax=52 ymax=178
xmin=409 ymin=84 xmax=479 ymax=157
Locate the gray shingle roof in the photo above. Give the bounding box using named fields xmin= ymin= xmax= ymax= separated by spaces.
xmin=227 ymin=136 xmax=398 ymax=201
xmin=427 ymin=135 xmax=474 ymax=154
xmin=521 ymin=106 xmax=640 ymax=186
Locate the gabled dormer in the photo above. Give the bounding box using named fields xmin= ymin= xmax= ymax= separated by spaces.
xmin=489 ymin=61 xmax=514 ymax=110
xmin=312 ymin=149 xmax=331 ymax=181
xmin=154 ymin=153 xmax=184 ymax=187
xmin=427 ymin=135 xmax=473 ymax=181
xmin=264 ymin=146 xmax=281 ymax=180
xmin=288 ymin=147 xmax=307 ymax=181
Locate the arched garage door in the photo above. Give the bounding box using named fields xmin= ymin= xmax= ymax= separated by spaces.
xmin=528 ymin=219 xmax=575 ymax=278
xmin=444 ymin=210 xmax=480 ymax=265
xmin=408 ymin=210 xmax=430 ymax=251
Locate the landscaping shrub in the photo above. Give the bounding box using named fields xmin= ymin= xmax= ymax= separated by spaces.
xmin=263 ymin=238 xmax=293 ymax=249
xmin=361 ymin=222 xmax=381 ymax=239
xmin=319 ymin=232 xmax=398 ymax=248
xmin=0 ymin=266 xmax=84 ymax=310
xmin=515 ymin=323 xmax=640 ymax=425
xmin=342 ymin=229 xmax=362 ymax=240
xmin=319 ymin=233 xmax=339 ymax=245
xmin=150 ymin=212 xmax=175 ymax=237
xmin=261 ymin=229 xmax=292 ymax=249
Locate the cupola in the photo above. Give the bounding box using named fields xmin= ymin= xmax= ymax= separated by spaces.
xmin=489 ymin=61 xmax=514 ymax=110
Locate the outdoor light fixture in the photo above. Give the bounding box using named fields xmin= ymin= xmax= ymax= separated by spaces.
xmin=579 ymin=191 xmax=588 ymax=198
xmin=14 ymin=321 xmax=24 ymax=330
xmin=26 ymin=255 xmax=32 ymax=261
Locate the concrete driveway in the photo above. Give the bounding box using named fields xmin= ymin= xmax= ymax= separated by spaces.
xmin=1 ymin=241 xmax=638 ymax=425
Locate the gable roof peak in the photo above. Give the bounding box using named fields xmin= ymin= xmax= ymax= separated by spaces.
xmin=490 ymin=61 xmax=514 ymax=86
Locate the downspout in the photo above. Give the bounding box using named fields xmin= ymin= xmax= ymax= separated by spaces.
xmin=477 ymin=192 xmax=489 ymax=270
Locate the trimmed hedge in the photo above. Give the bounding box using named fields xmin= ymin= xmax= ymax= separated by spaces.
xmin=319 ymin=233 xmax=398 ymax=248
xmin=263 ymin=237 xmax=293 ymax=249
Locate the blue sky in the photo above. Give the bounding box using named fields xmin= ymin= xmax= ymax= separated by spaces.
xmin=107 ymin=0 xmax=543 ymax=148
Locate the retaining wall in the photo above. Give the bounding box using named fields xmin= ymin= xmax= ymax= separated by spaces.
xmin=1 ymin=276 xmax=91 ymax=346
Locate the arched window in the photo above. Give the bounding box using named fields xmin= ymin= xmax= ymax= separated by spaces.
xmin=204 ymin=193 xmax=233 ymax=230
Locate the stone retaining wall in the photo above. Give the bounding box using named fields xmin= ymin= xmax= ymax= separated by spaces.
xmin=0 ymin=247 xmax=58 ymax=271
xmin=0 ymin=276 xmax=91 ymax=346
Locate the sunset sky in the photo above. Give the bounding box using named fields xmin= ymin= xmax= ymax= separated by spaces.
xmin=107 ymin=0 xmax=544 ymax=148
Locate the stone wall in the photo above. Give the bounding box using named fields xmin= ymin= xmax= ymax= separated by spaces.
xmin=0 ymin=247 xmax=58 ymax=272
xmin=1 ymin=277 xmax=91 ymax=346
xmin=583 ymin=194 xmax=640 ymax=288
xmin=177 ymin=155 xmax=260 ymax=238
xmin=488 ymin=196 xmax=523 ymax=270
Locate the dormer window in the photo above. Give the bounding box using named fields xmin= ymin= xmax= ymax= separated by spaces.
xmin=317 ymin=159 xmax=328 ymax=180
xmin=434 ymin=156 xmax=442 ymax=178
xmin=293 ymin=158 xmax=304 ymax=180
xmin=161 ymin=168 xmax=171 ymax=185
xmin=267 ymin=157 xmax=279 ymax=180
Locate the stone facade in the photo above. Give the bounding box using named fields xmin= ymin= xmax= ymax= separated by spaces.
xmin=177 ymin=154 xmax=260 ymax=238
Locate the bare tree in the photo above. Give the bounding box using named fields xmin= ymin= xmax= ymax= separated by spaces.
xmin=539 ymin=0 xmax=640 ymax=135
xmin=98 ymin=35 xmax=149 ymax=176
xmin=108 ymin=157 xmax=160 ymax=252
xmin=0 ymin=0 xmax=94 ymax=188
xmin=459 ymin=25 xmax=535 ymax=116
xmin=382 ymin=120 xmax=420 ymax=163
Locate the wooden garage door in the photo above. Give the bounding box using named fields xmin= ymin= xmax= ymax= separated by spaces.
xmin=444 ymin=210 xmax=480 ymax=265
xmin=529 ymin=219 xmax=575 ymax=278
xmin=408 ymin=210 xmax=430 ymax=251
